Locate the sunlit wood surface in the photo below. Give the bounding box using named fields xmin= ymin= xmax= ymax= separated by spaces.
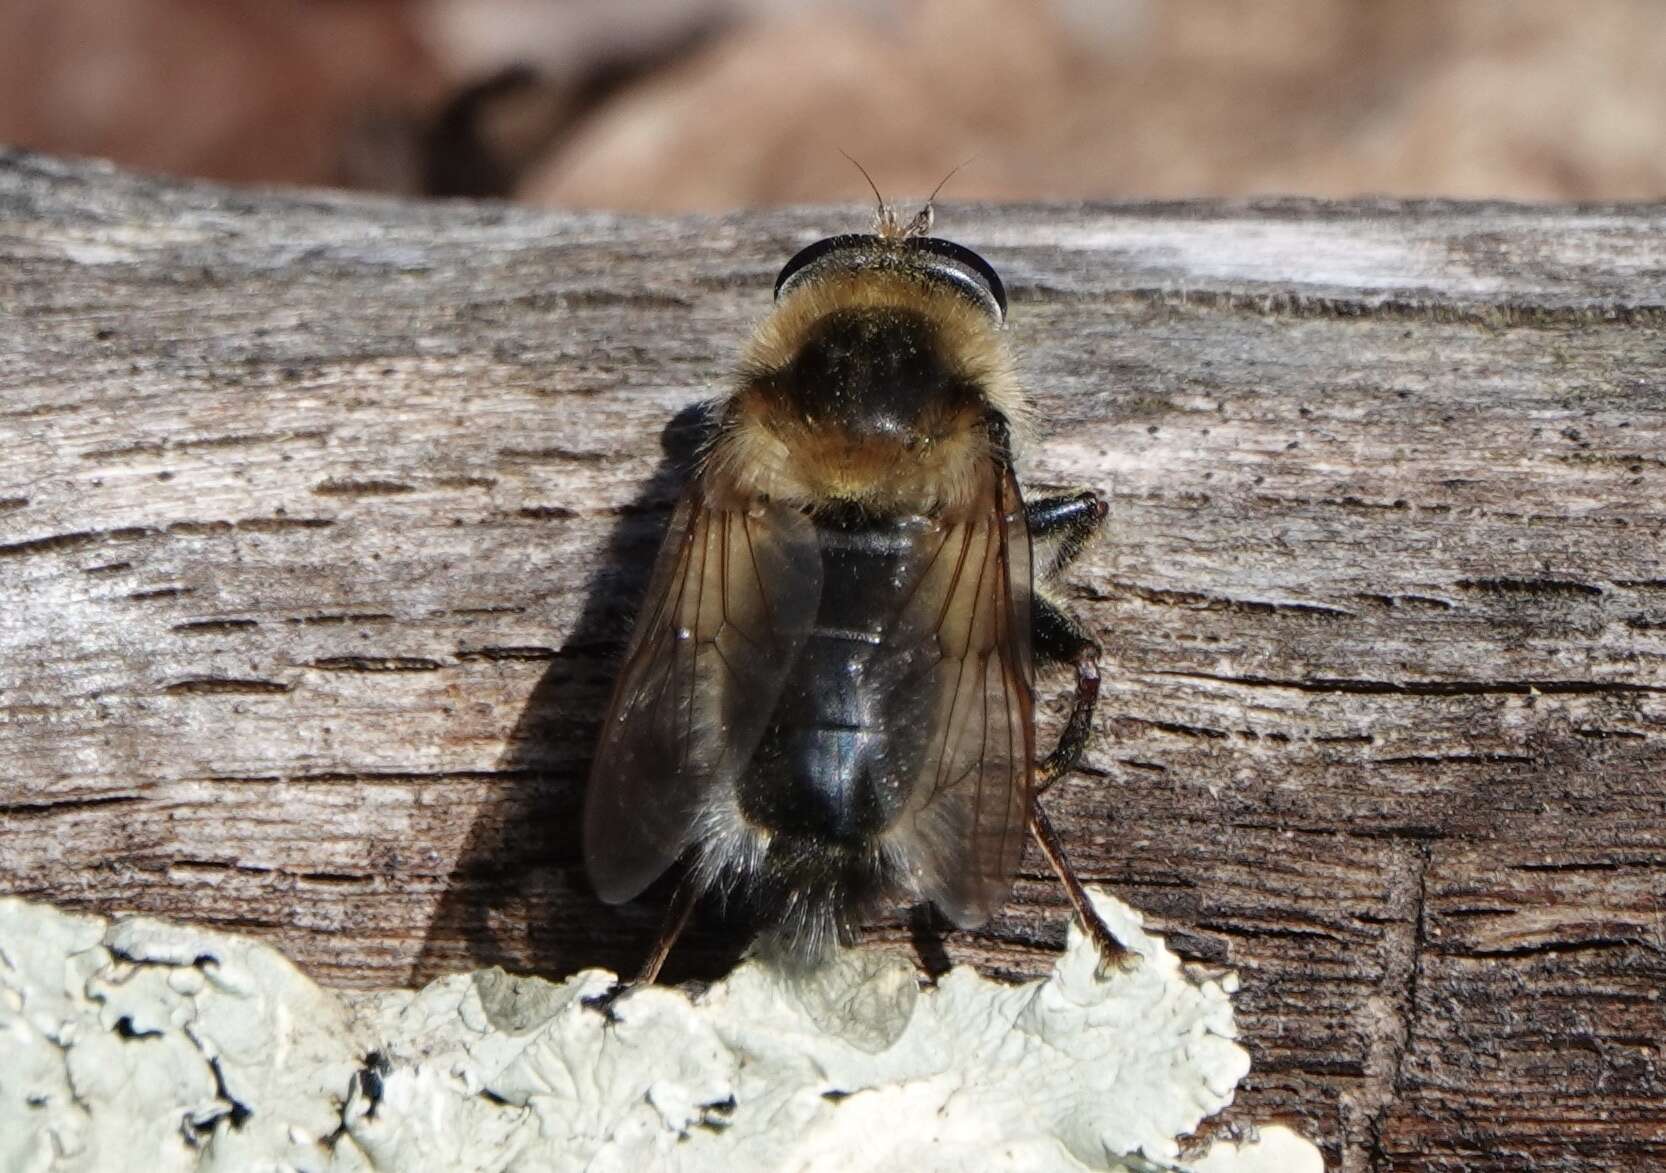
xmin=4 ymin=150 xmax=1665 ymax=1171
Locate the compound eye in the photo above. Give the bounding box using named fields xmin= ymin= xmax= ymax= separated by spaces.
xmin=907 ymin=238 xmax=1008 ymax=322
xmin=771 ymin=231 xmax=1007 ymax=324
xmin=773 ymin=234 xmax=876 ymax=301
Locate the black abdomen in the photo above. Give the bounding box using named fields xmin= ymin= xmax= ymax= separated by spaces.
xmin=732 ymin=515 xmax=926 ymax=955
xmin=736 ymin=517 xmax=919 ymax=842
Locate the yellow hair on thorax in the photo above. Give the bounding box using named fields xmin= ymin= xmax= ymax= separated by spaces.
xmin=704 ymin=270 xmax=1028 ymax=519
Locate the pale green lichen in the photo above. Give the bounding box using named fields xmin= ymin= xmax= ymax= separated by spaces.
xmin=0 ymin=890 xmax=1321 ymax=1172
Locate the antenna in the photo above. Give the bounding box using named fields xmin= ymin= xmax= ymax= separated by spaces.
xmin=904 ymin=155 xmax=976 ymax=239
xmin=839 ymin=149 xmax=903 ymax=238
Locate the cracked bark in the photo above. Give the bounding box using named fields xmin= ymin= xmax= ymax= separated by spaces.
xmin=3 ymin=150 xmax=1665 ymax=1170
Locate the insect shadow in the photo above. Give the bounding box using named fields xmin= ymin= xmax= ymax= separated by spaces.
xmin=412 ymin=400 xmax=750 ymax=987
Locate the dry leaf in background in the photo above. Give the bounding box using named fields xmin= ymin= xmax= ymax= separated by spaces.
xmin=5 ymin=0 xmax=1666 ymax=205
xmin=0 ymin=0 xmax=445 ymax=191
xmin=517 ymin=0 xmax=1666 ymax=209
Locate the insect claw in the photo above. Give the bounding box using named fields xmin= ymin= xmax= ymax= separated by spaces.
xmin=1085 ymin=921 xmax=1140 ymax=978
xmin=581 ymin=982 xmax=629 ymax=1022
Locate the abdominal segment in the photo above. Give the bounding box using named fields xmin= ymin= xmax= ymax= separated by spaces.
xmin=729 ymin=515 xmax=933 ymax=957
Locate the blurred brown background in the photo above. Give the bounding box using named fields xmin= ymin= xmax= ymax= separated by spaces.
xmin=3 ymin=0 xmax=1664 ymax=209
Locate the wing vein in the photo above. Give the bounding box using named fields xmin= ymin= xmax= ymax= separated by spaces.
xmin=582 ymin=489 xmax=823 ymax=904
xmin=886 ymin=466 xmax=1036 ymax=930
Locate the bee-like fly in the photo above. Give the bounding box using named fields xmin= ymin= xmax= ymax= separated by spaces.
xmin=584 ymin=194 xmax=1124 ymax=980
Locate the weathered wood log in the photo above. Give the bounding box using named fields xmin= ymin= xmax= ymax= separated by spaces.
xmin=3 ymin=149 xmax=1665 ymax=1170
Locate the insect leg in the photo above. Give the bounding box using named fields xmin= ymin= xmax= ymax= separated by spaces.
xmin=1028 ymin=801 xmax=1132 ymax=968
xmin=1025 ymin=490 xmax=1106 ymax=578
xmin=1026 ymin=504 xmax=1127 ymax=968
xmin=634 ymin=881 xmax=698 ymax=985
xmin=1033 ymin=594 xmax=1099 ymax=795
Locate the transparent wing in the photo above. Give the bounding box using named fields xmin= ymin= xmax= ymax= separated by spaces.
xmin=583 ymin=488 xmax=822 ymax=903
xmin=880 ymin=467 xmax=1035 ymax=929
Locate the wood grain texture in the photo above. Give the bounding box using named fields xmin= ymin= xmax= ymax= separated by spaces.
xmin=4 ymin=149 xmax=1666 ymax=1170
